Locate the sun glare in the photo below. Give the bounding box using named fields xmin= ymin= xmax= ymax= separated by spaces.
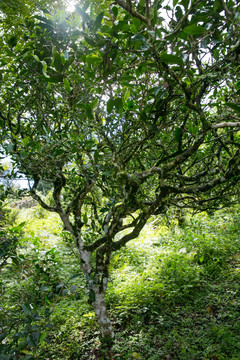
xmin=66 ymin=0 xmax=77 ymax=13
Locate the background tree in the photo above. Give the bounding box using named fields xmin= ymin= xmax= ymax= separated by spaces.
xmin=0 ymin=0 xmax=240 ymax=340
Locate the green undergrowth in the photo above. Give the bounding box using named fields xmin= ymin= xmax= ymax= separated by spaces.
xmin=1 ymin=204 xmax=240 ymax=359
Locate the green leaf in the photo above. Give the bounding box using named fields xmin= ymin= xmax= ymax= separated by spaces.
xmin=131 ymin=34 xmax=149 ymax=50
xmin=69 ymin=273 xmax=81 ymax=280
xmin=63 ymin=78 xmax=71 ymax=93
xmin=173 ymin=0 xmax=179 ymax=6
xmin=100 ymin=25 xmax=112 ymax=35
xmin=226 ymin=102 xmax=240 ymax=113
xmin=7 ymin=35 xmax=17 ymax=47
xmin=214 ymin=0 xmax=224 ymax=12
xmin=86 ymin=54 xmax=101 ymax=64
xmin=107 ymin=98 xmax=114 ymax=113
xmin=52 ymin=44 xmax=57 ymax=56
xmin=64 ymin=51 xmax=69 ymax=61
xmin=22 ymin=137 xmax=31 ymax=146
xmin=131 ymin=34 xmax=146 ymax=43
xmin=132 ymin=17 xmax=141 ymax=30
xmin=90 ymin=98 xmax=98 ymax=109
xmin=83 ymin=212 xmax=88 ymax=225
xmin=112 ymin=6 xmax=118 ymax=18
xmin=70 ymin=284 xmax=78 ymax=293
xmin=160 ymin=53 xmax=184 ymax=66
xmin=175 ymin=6 xmax=183 ymax=21
xmin=7 ymin=142 xmax=14 ymax=152
xmin=54 ymin=52 xmax=63 ymax=72
xmin=40 ymin=331 xmax=47 ymax=343
xmin=93 ymin=12 xmax=104 ymax=31
xmin=48 ymin=74 xmax=64 ymax=83
xmin=10 ymin=222 xmax=26 ymax=233
xmin=114 ymin=97 xmax=123 ymax=111
xmin=183 ymin=24 xmax=206 ymax=35
xmin=63 ymin=59 xmax=73 ymax=71
xmin=188 ymin=122 xmax=194 ymax=134
xmin=40 ymin=286 xmax=50 ymax=292
xmin=21 ymin=350 xmax=34 ymax=356
xmin=21 ymin=303 xmax=32 ymax=315
xmin=84 ymin=35 xmax=96 ymax=46
xmin=56 ymin=283 xmax=65 ymax=291
xmin=41 ymin=61 xmax=50 ymax=78
xmin=89 ymin=288 xmax=96 ymax=302
xmin=86 ymin=104 xmax=93 ymax=119
xmin=180 ymin=0 xmax=189 ymax=10
xmin=124 ymin=88 xmax=131 ymax=102
xmin=33 ymin=54 xmax=40 ymax=62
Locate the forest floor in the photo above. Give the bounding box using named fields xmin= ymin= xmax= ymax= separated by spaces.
xmin=1 ymin=201 xmax=240 ymax=359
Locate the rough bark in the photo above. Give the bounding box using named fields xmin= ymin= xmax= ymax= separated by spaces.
xmin=92 ymin=289 xmax=114 ymax=340
xmin=76 ymin=234 xmax=114 ymax=340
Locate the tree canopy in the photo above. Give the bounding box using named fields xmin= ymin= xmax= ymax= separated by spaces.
xmin=1 ymin=0 xmax=240 ymax=339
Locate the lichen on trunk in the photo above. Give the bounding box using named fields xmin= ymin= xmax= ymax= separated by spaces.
xmin=77 ymin=240 xmax=114 ymax=340
xmin=92 ymin=289 xmax=114 ymax=340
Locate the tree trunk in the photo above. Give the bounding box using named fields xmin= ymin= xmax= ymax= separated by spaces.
xmin=92 ymin=289 xmax=114 ymax=340
xmin=77 ymin=244 xmax=114 ymax=340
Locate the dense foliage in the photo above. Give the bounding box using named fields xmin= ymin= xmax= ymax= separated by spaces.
xmin=1 ymin=203 xmax=240 ymax=359
xmin=0 ymin=0 xmax=240 ymax=342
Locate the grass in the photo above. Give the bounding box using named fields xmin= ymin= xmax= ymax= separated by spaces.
xmin=1 ymin=205 xmax=240 ymax=359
